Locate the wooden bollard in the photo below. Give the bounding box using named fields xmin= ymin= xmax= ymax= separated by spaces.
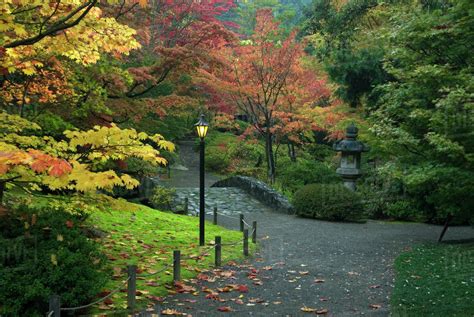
xmin=252 ymin=221 xmax=257 ymax=244
xmin=173 ymin=250 xmax=181 ymax=282
xmin=215 ymin=236 xmax=221 ymax=267
xmin=49 ymin=294 xmax=61 ymax=317
xmin=127 ymin=265 xmax=137 ymax=312
xmin=243 ymin=229 xmax=249 ymax=256
xmin=184 ymin=197 xmax=188 ymax=215
xmin=213 ymin=206 xmax=218 ymax=225
xmin=239 ymin=214 xmax=244 ymax=232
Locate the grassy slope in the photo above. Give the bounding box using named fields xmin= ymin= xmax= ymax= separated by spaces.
xmin=87 ymin=201 xmax=252 ymax=314
xmin=391 ymin=243 xmax=474 ymax=316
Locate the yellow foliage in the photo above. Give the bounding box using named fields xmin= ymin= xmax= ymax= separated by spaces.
xmin=0 ymin=113 xmax=174 ymax=193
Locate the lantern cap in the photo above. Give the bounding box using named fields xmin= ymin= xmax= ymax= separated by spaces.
xmin=346 ymin=123 xmax=358 ymax=139
xmin=194 ymin=114 xmax=209 ymax=127
xmin=333 ymin=123 xmax=369 ymax=153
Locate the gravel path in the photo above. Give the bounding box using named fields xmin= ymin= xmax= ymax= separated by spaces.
xmin=153 ymin=141 xmax=474 ymax=316
xmin=158 ymin=211 xmax=473 ymax=316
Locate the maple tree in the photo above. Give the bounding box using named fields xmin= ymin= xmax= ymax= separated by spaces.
xmin=208 ymin=9 xmax=333 ymax=182
xmin=0 ymin=111 xmax=174 ymax=203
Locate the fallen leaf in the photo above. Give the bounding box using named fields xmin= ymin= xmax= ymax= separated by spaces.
xmin=370 ymin=304 xmax=382 ymax=309
xmin=238 ymin=285 xmax=249 ymax=293
xmin=161 ymin=308 xmax=184 ymax=315
xmin=316 ymin=308 xmax=329 ymax=314
xmin=299 ymin=271 xmax=309 ymax=275
xmin=301 ymin=306 xmax=317 ymax=312
xmin=369 ymin=285 xmax=381 ymax=289
xmin=314 ymin=279 xmax=325 ymax=283
xmin=217 ymin=306 xmax=234 ymax=312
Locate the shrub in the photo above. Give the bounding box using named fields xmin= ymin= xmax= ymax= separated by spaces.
xmin=277 ymin=159 xmax=340 ymax=194
xmin=384 ymin=199 xmax=421 ymax=221
xmin=205 ymin=149 xmax=230 ymax=173
xmin=0 ymin=206 xmax=107 ymax=317
xmin=293 ymin=183 xmax=363 ymax=221
xmin=150 ymin=186 xmax=176 ymax=210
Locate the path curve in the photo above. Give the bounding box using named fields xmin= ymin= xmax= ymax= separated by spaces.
xmin=155 ymin=141 xmax=474 ymax=316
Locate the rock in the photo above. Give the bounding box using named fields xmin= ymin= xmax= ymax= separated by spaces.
xmin=211 ymin=176 xmax=294 ymax=214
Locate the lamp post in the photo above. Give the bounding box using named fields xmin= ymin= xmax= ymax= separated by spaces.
xmin=194 ymin=114 xmax=209 ymax=246
xmin=333 ymin=123 xmax=369 ymax=191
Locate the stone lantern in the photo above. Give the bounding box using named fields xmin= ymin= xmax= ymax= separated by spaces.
xmin=333 ymin=123 xmax=369 ymax=191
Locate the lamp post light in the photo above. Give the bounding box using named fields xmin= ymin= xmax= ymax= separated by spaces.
xmin=194 ymin=114 xmax=209 ymax=246
xmin=333 ymin=123 xmax=369 ymax=191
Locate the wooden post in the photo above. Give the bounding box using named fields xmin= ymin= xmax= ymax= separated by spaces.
xmin=438 ymin=214 xmax=453 ymax=242
xmin=184 ymin=197 xmax=188 ymax=215
xmin=252 ymin=221 xmax=257 ymax=244
xmin=49 ymin=294 xmax=61 ymax=317
xmin=213 ymin=206 xmax=218 ymax=225
xmin=127 ymin=265 xmax=137 ymax=312
xmin=239 ymin=214 xmax=244 ymax=232
xmin=243 ymin=229 xmax=249 ymax=256
xmin=173 ymin=250 xmax=181 ymax=282
xmin=215 ymin=236 xmax=221 ymax=267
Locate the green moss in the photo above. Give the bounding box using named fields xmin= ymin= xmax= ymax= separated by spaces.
xmin=88 ymin=200 xmax=254 ymax=313
xmin=391 ymin=243 xmax=474 ymax=316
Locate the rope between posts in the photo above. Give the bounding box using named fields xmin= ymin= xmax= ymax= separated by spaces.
xmin=242 ymin=219 xmax=252 ymax=228
xmin=60 ymin=277 xmax=131 ymax=311
xmin=138 ymin=263 xmax=173 ymax=278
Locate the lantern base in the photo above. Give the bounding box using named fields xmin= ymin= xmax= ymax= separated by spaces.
xmin=343 ymin=180 xmax=357 ymax=191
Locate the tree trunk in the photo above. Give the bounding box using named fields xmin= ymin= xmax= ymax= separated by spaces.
xmin=265 ymin=132 xmax=276 ymax=184
xmin=288 ymin=142 xmax=296 ymax=162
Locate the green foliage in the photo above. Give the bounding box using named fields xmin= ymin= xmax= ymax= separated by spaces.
xmin=277 ymin=159 xmax=339 ymax=194
xmin=385 ymin=199 xmax=420 ymax=220
xmin=392 ymin=243 xmax=474 ymax=316
xmin=0 ymin=207 xmax=107 ymax=317
xmin=33 ymin=112 xmax=75 ymax=137
xmin=326 ymin=48 xmax=389 ymax=107
xmin=150 ymin=186 xmax=176 ymax=211
xmin=293 ymin=183 xmax=363 ymax=221
xmin=369 ymin=0 xmax=474 ymax=222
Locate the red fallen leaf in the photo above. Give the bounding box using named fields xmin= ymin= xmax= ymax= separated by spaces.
xmin=316 ymin=308 xmax=329 ymax=314
xmin=205 ymin=293 xmax=220 ymax=300
xmin=119 ymin=252 xmax=130 ymax=259
xmin=369 ymin=285 xmax=381 ymax=289
xmin=96 ymin=291 xmax=111 ymax=298
xmin=314 ymin=279 xmax=325 ymax=283
xmin=217 ymin=306 xmax=234 ymax=312
xmin=146 ymin=295 xmax=164 ymax=301
xmin=66 ymin=220 xmax=73 ymax=228
xmin=238 ymin=285 xmax=249 ymax=293
xmin=197 ymin=273 xmax=209 ymax=280
xmin=174 ymin=281 xmax=196 ymax=293
xmin=370 ymin=304 xmax=382 ymax=309
xmin=103 ymin=298 xmax=113 ymax=305
xmin=145 ymin=281 xmax=159 ymax=287
xmin=233 ymin=299 xmax=244 ymax=305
